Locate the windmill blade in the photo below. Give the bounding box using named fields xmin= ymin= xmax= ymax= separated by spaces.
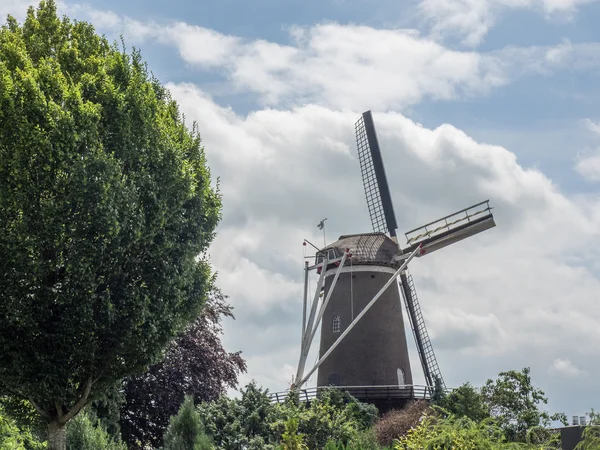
xmin=355 ymin=111 xmax=398 ymax=238
xmin=403 ymin=200 xmax=496 ymax=256
xmin=398 ymin=270 xmax=445 ymax=389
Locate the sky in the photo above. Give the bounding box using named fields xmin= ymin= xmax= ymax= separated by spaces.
xmin=4 ymin=0 xmax=600 ymax=422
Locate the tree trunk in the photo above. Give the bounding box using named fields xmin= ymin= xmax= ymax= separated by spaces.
xmin=48 ymin=420 xmax=67 ymax=450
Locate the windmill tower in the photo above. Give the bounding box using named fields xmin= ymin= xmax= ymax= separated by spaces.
xmin=294 ymin=111 xmax=496 ymax=406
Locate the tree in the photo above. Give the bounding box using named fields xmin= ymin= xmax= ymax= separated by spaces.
xmin=163 ymin=396 xmax=212 ymax=450
xmin=0 ymin=2 xmax=221 ymax=449
xmin=120 ymin=288 xmax=246 ymax=449
xmin=198 ymin=382 xmax=280 ymax=450
xmin=481 ymin=368 xmax=566 ymax=442
xmin=66 ymin=412 xmax=126 ymax=450
xmin=439 ymin=382 xmax=490 ymax=423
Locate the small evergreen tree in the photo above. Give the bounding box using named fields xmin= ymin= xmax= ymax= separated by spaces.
xmin=163 ymin=396 xmax=212 ymax=450
xmin=66 ymin=411 xmax=126 ymax=450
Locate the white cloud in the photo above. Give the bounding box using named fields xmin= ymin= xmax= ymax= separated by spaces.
xmin=574 ymin=119 xmax=600 ymax=181
xmin=583 ymin=118 xmax=600 ymax=135
xmin=575 ymin=153 xmax=600 ymax=181
xmin=89 ymin=17 xmax=599 ymax=112
xmin=0 ymin=0 xmax=38 ymax=21
xmin=551 ymin=358 xmax=585 ymax=377
xmin=44 ymin=5 xmax=600 ymax=115
xmin=137 ymin=22 xmax=505 ymax=110
xmin=418 ymin=0 xmax=596 ymax=47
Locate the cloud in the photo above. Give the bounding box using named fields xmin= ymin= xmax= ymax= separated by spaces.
xmin=427 ymin=310 xmax=508 ymax=355
xmin=550 ymin=358 xmax=585 ymax=377
xmin=129 ymin=21 xmax=505 ymax=110
xmin=0 ymin=0 xmax=38 ymax=21
xmin=574 ymin=119 xmax=600 ymax=181
xmin=39 ymin=4 xmax=600 ymax=115
xmin=583 ymin=118 xmax=600 ymax=135
xmin=165 ymin=83 xmax=600 ymax=404
xmin=575 ymin=153 xmax=600 ymax=181
xmin=418 ymin=0 xmax=596 ymax=47
xmin=80 ymin=15 xmax=599 ymax=113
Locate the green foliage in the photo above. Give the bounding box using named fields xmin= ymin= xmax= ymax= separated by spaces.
xmin=88 ymin=382 xmax=124 ymax=441
xmin=0 ymin=403 xmax=45 ymax=450
xmin=66 ymin=412 xmax=125 ymax=450
xmin=323 ymin=441 xmax=345 ymax=450
xmin=587 ymin=408 xmax=600 ymax=425
xmin=481 ymin=368 xmax=567 ymax=442
xmin=0 ymin=397 xmax=46 ymax=445
xmin=273 ymin=388 xmax=378 ymax=450
xmin=0 ymin=412 xmax=25 ymax=450
xmin=198 ymin=384 xmax=378 ymax=450
xmin=346 ymin=428 xmax=383 ymax=450
xmin=575 ymin=409 xmax=600 ymax=450
xmin=0 ymin=0 xmax=221 ymax=445
xmin=281 ymin=417 xmax=307 ymax=450
xmin=163 ymin=395 xmax=212 ymax=450
xmin=576 ymin=426 xmax=600 ymax=450
xmin=393 ymin=411 xmax=557 ymax=450
xmin=439 ymin=382 xmax=490 ymax=422
xmin=198 ymin=382 xmax=279 ymax=450
xmin=430 ymin=376 xmax=446 ymax=405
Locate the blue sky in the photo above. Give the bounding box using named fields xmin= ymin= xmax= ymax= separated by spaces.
xmin=5 ymin=0 xmax=600 ymax=422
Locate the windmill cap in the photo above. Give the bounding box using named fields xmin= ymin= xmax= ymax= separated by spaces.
xmin=321 ymin=232 xmax=400 ymax=267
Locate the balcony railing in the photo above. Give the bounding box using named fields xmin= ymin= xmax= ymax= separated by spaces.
xmin=269 ymin=384 xmax=435 ymax=404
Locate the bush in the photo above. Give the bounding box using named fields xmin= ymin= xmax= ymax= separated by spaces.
xmin=66 ymin=412 xmax=126 ymax=450
xmin=163 ymin=395 xmax=212 ymax=450
xmin=374 ymin=401 xmax=429 ymax=447
xmin=0 ymin=406 xmax=45 ymax=450
xmin=347 ymin=428 xmax=382 ymax=450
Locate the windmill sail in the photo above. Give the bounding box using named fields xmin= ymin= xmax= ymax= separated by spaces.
xmin=355 ymin=110 xmax=443 ymax=389
xmin=355 ymin=111 xmax=398 ymax=238
xmin=399 ymin=272 xmax=444 ymax=389
xmin=403 ymin=200 xmax=495 ymax=256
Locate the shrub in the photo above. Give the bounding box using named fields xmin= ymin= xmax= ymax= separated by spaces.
xmin=0 ymin=405 xmax=45 ymax=450
xmin=66 ymin=412 xmax=126 ymax=450
xmin=374 ymin=401 xmax=429 ymax=446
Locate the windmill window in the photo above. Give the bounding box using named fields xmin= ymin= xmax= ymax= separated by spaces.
xmin=332 ymin=315 xmax=341 ymax=333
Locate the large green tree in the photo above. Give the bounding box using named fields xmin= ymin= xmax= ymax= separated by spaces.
xmin=481 ymin=368 xmax=566 ymax=442
xmin=0 ymin=2 xmax=221 ymax=449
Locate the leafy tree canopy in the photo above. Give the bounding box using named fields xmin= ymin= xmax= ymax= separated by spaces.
xmin=0 ymin=0 xmax=221 ymax=447
xmin=196 ymin=383 xmax=378 ymax=450
xmin=481 ymin=368 xmax=567 ymax=442
xmin=438 ymin=382 xmax=490 ymax=423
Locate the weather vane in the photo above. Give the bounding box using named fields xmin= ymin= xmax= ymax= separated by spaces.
xmin=317 ymin=218 xmax=327 ymax=246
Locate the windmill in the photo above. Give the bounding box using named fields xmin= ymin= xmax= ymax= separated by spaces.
xmin=293 ymin=111 xmax=496 ymax=406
